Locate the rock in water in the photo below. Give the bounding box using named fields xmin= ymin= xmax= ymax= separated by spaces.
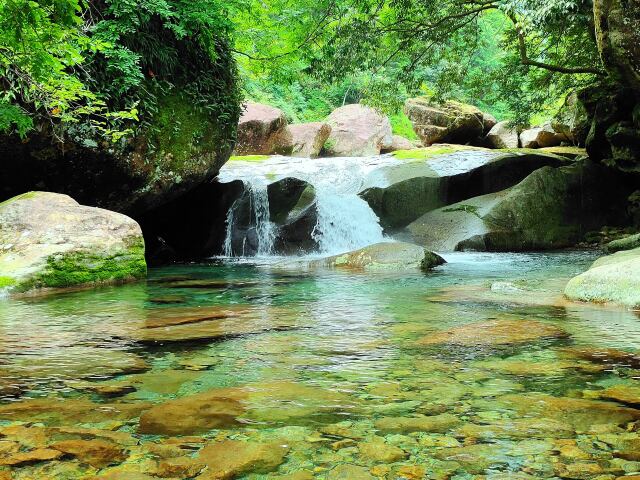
xmin=235 ymin=102 xmax=290 ymax=155
xmin=313 ymin=242 xmax=445 ymax=272
xmin=325 ymin=104 xmax=393 ymax=156
xmin=564 ymin=247 xmax=640 ymax=309
xmin=0 ymin=192 xmax=146 ymax=294
xmin=486 ymin=121 xmax=520 ymax=149
xmin=404 ymin=98 xmax=484 ymax=146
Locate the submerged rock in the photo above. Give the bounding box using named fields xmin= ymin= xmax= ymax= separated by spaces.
xmin=406 ymin=160 xmax=633 ymax=251
xmin=374 ymin=413 xmax=461 ymax=434
xmin=195 ymin=440 xmax=289 ymax=478
xmin=416 ymin=319 xmax=568 ymax=347
xmin=313 ymin=242 xmax=445 ymax=272
xmin=50 ymin=439 xmax=127 ymax=468
xmin=564 ymin=247 xmax=640 ymax=308
xmin=325 ymin=104 xmax=393 ymax=156
xmin=0 ymin=191 xmax=146 ymax=295
xmin=598 ymin=385 xmax=640 ymax=407
xmin=404 ymin=98 xmax=484 ymax=146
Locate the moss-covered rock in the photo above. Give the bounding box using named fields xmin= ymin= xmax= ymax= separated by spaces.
xmin=0 ymin=192 xmax=146 ymax=295
xmin=405 ymin=160 xmax=634 ymax=251
xmin=604 ymin=232 xmax=640 ymax=253
xmin=360 ymin=148 xmax=567 ymax=230
xmin=564 ymin=247 xmax=640 ymax=308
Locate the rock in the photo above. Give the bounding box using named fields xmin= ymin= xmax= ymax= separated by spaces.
xmin=482 ymin=112 xmax=498 ymax=133
xmin=454 ymin=418 xmax=575 ymax=440
xmin=155 ymin=456 xmax=205 ymax=478
xmin=604 ymin=233 xmax=640 ymax=253
xmin=0 ymin=192 xmax=146 ymax=294
xmin=358 ymin=438 xmax=407 ymax=462
xmin=283 ymin=122 xmax=332 ymax=158
xmin=360 ymin=147 xmax=565 ymax=230
xmin=374 ymin=413 xmax=461 ymax=434
xmin=327 ymin=464 xmax=375 ymax=480
xmin=520 ymin=122 xmax=564 ymax=148
xmin=432 ymin=444 xmax=505 ymax=474
xmin=325 ymin=104 xmax=393 ymax=156
xmin=50 ymin=439 xmax=127 ymax=468
xmin=382 ymin=135 xmax=417 ymax=153
xmin=538 ymin=146 xmax=588 ymax=159
xmin=195 ymin=440 xmax=289 ymax=479
xmin=312 ymin=242 xmax=445 ymax=272
xmin=599 ymin=385 xmax=640 ymax=407
xmin=404 ymin=98 xmax=484 ymax=146
xmin=234 ymin=102 xmax=289 ymax=155
xmin=564 ymin=247 xmax=640 ymax=308
xmin=553 ymin=91 xmax=590 ymax=145
xmin=598 ymin=432 xmax=640 ymax=461
xmin=406 ymin=160 xmax=634 ymax=251
xmin=559 ymin=347 xmax=640 ymax=370
xmin=0 ymin=447 xmax=63 ymax=466
xmin=416 ymin=319 xmax=568 ymax=347
xmin=486 ymin=121 xmax=520 ymax=149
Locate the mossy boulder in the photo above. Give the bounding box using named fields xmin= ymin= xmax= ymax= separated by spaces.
xmin=0 ymin=192 xmax=146 ymax=295
xmin=404 ymin=98 xmax=485 ymax=146
xmin=360 ymin=147 xmax=567 ymax=230
xmin=405 ymin=160 xmax=633 ymax=251
xmin=604 ymin=233 xmax=640 ymax=253
xmin=313 ymin=242 xmax=445 ymax=272
xmin=564 ymin=247 xmax=640 ymax=308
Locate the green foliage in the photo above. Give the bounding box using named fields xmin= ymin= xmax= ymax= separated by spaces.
xmin=390 ymin=112 xmax=418 ymax=140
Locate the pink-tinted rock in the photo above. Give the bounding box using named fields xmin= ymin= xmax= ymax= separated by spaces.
xmin=487 ymin=121 xmax=520 ymax=149
xmin=382 ymin=135 xmax=416 ymax=152
xmin=235 ymin=102 xmax=289 ymax=155
xmin=284 ymin=122 xmax=332 ymax=158
xmin=325 ymin=104 xmax=393 ymax=156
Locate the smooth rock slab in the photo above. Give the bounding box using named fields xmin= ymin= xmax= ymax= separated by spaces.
xmin=312 ymin=242 xmax=445 ymax=272
xmin=565 ymin=247 xmax=640 ymax=308
xmin=0 ymin=191 xmax=146 ymax=294
xmin=417 ymin=319 xmax=568 ymax=347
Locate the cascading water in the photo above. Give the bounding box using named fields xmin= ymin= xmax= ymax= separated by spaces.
xmin=218 ymin=155 xmax=399 ymax=258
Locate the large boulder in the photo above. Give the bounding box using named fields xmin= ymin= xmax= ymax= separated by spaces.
xmin=405 ymin=160 xmax=634 ymax=251
xmin=552 ymin=92 xmax=590 ymax=146
xmin=283 ymin=122 xmax=332 ymax=158
xmin=234 ymin=102 xmax=290 ymax=156
xmin=520 ymin=122 xmax=566 ymax=149
xmin=311 ymin=242 xmax=445 ymax=272
xmin=0 ymin=192 xmax=146 ymax=294
xmin=404 ymin=98 xmax=484 ymax=146
xmin=325 ymin=104 xmax=393 ymax=156
xmin=486 ymin=121 xmax=520 ymax=149
xmin=360 ymin=147 xmax=566 ymax=230
xmin=565 ymin=247 xmax=640 ymax=308
xmin=382 ymin=135 xmax=417 ymax=153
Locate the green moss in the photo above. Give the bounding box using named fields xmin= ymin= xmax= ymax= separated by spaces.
xmin=0 ymin=191 xmax=38 ymax=208
xmin=18 ymin=241 xmax=147 ymax=292
xmin=228 ymin=155 xmax=271 ymax=162
xmin=390 ymin=112 xmax=418 ymax=140
xmin=443 ymin=204 xmax=481 ymax=218
xmin=393 ymin=145 xmax=483 ymax=161
xmin=0 ymin=276 xmax=16 ymax=288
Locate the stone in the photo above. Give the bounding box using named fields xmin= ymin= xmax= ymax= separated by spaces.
xmin=598 ymin=432 xmax=640 ymax=461
xmin=559 ymin=347 xmax=640 ymax=370
xmin=312 ymin=242 xmax=445 ymax=272
xmin=283 ymin=122 xmax=332 ymax=158
xmin=599 ymin=385 xmax=640 ymax=407
xmin=553 ymin=91 xmax=590 ymax=146
xmin=406 ymin=160 xmax=633 ymax=251
xmin=0 ymin=448 xmax=63 ymax=466
xmin=454 ymin=418 xmax=575 ymax=440
xmin=417 ymin=319 xmax=568 ymax=347
xmin=361 ymin=147 xmax=565 ymax=229
xmin=382 ymin=135 xmax=417 ymax=152
xmin=486 ymin=121 xmax=519 ymax=149
xmin=433 ymin=443 xmax=506 ymax=475
xmin=327 ymin=464 xmax=375 ymax=480
xmin=235 ymin=102 xmax=289 ymax=155
xmin=358 ymin=438 xmax=407 ymax=462
xmin=482 ymin=112 xmax=498 ymax=133
xmin=404 ymin=98 xmax=484 ymax=146
xmin=605 ymin=233 xmax=640 ymax=253
xmin=0 ymin=191 xmax=146 ymax=295
xmin=155 ymin=456 xmax=205 ymax=478
xmin=325 ymin=104 xmax=393 ymax=156
xmin=520 ymin=122 xmax=564 ymax=148
xmin=195 ymin=440 xmax=289 ymax=479
xmin=50 ymin=439 xmax=127 ymax=468
xmin=565 ymin=247 xmax=640 ymax=308
xmin=539 ymin=146 xmax=588 ymax=159
xmin=374 ymin=413 xmax=461 ymax=434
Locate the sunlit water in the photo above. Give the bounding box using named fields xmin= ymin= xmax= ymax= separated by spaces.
xmin=1 ymin=252 xmax=639 ymax=479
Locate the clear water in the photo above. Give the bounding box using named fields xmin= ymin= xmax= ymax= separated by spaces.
xmin=1 ymin=251 xmax=639 ymax=479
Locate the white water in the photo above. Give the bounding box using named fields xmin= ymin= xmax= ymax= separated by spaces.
xmin=218 ymin=155 xmax=400 ymax=257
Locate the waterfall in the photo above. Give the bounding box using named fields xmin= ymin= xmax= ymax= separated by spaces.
xmin=218 ymin=155 xmax=397 ymax=258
